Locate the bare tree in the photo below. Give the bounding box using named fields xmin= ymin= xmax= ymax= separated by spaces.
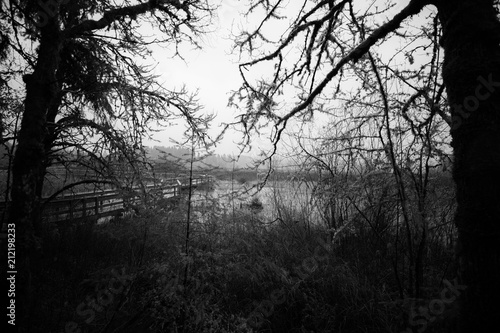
xmin=232 ymin=0 xmax=500 ymax=331
xmin=1 ymin=0 xmax=215 ymax=325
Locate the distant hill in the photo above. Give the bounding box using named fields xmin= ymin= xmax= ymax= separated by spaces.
xmin=145 ymin=146 xmax=257 ymax=170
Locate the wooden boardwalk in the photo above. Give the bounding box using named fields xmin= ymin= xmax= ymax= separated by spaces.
xmin=0 ymin=175 xmax=213 ymax=224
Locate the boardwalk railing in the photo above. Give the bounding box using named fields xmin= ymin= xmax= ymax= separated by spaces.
xmin=0 ymin=175 xmax=213 ymax=223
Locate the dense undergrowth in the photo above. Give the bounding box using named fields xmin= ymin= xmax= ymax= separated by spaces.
xmin=22 ymin=179 xmax=457 ymax=333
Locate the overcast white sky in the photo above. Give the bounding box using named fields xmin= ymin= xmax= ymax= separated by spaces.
xmin=144 ymin=0 xmax=429 ymax=157
xmin=146 ymin=0 xmax=255 ymax=156
xmin=145 ymin=0 xmax=328 ymax=157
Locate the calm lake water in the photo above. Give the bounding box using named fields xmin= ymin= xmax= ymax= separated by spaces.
xmin=191 ymin=179 xmax=324 ymax=225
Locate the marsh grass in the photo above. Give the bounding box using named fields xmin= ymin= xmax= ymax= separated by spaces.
xmin=20 ymin=176 xmax=456 ymax=333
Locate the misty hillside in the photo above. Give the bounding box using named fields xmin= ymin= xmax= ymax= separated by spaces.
xmin=146 ymin=146 xmax=257 ymax=170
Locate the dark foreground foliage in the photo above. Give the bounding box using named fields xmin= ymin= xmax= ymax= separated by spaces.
xmin=20 ymin=185 xmax=457 ymax=333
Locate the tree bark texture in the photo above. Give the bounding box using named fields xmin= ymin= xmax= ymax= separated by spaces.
xmin=436 ymin=0 xmax=500 ymax=331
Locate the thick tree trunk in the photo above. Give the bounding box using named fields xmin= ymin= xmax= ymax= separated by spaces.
xmin=436 ymin=1 xmax=500 ymax=331
xmin=8 ymin=16 xmax=62 ymax=325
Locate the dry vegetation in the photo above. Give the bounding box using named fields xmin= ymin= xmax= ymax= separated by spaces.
xmin=23 ymin=169 xmax=457 ymax=333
